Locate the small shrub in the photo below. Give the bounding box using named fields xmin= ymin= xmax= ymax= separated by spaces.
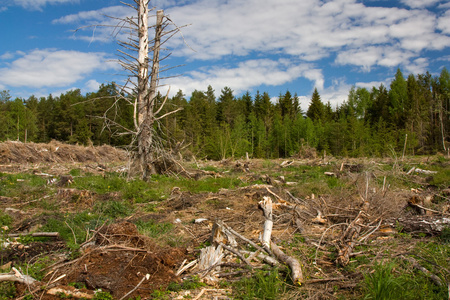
xmin=439 ymin=227 xmax=450 ymax=243
xmin=69 ymin=169 xmax=82 ymax=176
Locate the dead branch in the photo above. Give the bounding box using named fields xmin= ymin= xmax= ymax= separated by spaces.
xmin=8 ymin=232 xmax=59 ymax=238
xmin=119 ymin=273 xmax=150 ymax=300
xmin=400 ymin=255 xmax=443 ymax=286
xmin=0 ymin=267 xmax=37 ymax=285
xmin=336 ymin=211 xmax=367 ymax=266
xmin=270 ymin=241 xmax=303 ymax=285
xmin=47 ymin=287 xmax=94 ymax=299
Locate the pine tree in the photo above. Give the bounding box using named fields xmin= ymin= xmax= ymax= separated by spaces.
xmin=306 ymin=88 xmax=324 ymax=122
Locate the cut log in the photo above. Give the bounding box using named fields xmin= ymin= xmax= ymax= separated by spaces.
xmin=198 ymin=245 xmax=224 ymax=284
xmin=393 ymin=216 xmax=450 ymax=235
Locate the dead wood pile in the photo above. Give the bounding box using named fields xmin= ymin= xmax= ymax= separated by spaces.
xmin=0 ymin=141 xmax=127 ymax=164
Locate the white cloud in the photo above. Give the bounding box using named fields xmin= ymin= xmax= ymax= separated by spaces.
xmin=0 ymin=49 xmax=114 ymax=88
xmin=0 ymin=52 xmax=15 ymax=60
xmin=166 ymin=58 xmax=323 ymax=98
xmin=48 ymin=0 xmax=450 ymax=107
xmin=399 ymin=0 xmax=440 ymax=9
xmin=13 ymin=0 xmax=78 ymax=11
xmin=84 ymin=79 xmax=101 ymax=93
xmin=163 ymin=0 xmax=448 ymax=70
xmin=438 ymin=10 xmax=450 ymax=34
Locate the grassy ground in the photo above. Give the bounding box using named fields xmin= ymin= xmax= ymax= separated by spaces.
xmin=0 ymin=155 xmax=449 ymax=299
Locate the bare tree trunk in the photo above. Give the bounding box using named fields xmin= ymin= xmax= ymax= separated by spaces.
xmin=135 ymin=6 xmax=164 ymax=180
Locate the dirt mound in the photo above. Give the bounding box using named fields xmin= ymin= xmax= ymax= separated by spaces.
xmin=43 ymin=221 xmax=185 ymax=299
xmin=0 ymin=141 xmax=127 ymax=164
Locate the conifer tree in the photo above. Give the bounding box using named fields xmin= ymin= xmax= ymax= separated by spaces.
xmin=306 ymin=88 xmax=324 ymax=122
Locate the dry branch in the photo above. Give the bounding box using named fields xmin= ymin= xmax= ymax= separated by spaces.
xmin=270 ymin=241 xmax=303 ymax=285
xmin=47 ymin=288 xmax=94 ymax=299
xmin=0 ymin=267 xmax=37 ymax=285
xmin=336 ymin=211 xmax=367 ymax=266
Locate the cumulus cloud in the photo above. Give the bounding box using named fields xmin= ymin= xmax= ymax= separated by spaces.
xmin=438 ymin=10 xmax=450 ymax=34
xmin=55 ymin=1 xmax=450 ymax=88
xmin=166 ymin=58 xmax=323 ymax=98
xmin=13 ymin=0 xmax=78 ymax=11
xmin=52 ymin=6 xmax=134 ymax=43
xmin=399 ymin=0 xmax=440 ymax=9
xmin=0 ymin=49 xmax=114 ymax=88
xmin=164 ymin=0 xmax=449 ymax=63
xmin=42 ymin=0 xmax=450 ymax=107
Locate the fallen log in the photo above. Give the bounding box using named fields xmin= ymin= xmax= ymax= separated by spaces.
xmin=392 ymin=216 xmax=450 ymax=235
xmin=259 ymin=196 xmax=303 ymax=285
xmin=8 ymin=232 xmax=60 ymax=238
xmin=270 ymin=241 xmax=303 ymax=285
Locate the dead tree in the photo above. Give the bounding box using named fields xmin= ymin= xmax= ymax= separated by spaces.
xmin=105 ymin=0 xmax=184 ymax=180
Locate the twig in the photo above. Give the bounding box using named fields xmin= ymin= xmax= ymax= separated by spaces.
xmin=65 ymin=221 xmax=77 ymax=245
xmin=400 ymin=255 xmax=443 ymax=286
xmin=119 ymin=274 xmax=150 ymax=300
xmin=219 ymin=242 xmax=252 ymax=267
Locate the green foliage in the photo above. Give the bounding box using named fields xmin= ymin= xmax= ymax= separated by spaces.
xmin=16 ymin=256 xmax=53 ymax=281
xmin=41 ymin=211 xmax=105 ymax=249
xmin=69 ymin=168 xmax=82 ymax=176
xmin=68 ymin=282 xmax=87 ymax=289
xmin=439 ymin=227 xmax=450 ymax=243
xmin=428 ymin=168 xmax=450 ymax=188
xmin=233 ymin=268 xmax=286 ymax=300
xmin=93 ymin=290 xmax=114 ymax=300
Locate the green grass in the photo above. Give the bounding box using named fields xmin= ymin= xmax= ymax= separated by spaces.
xmin=361 ymin=240 xmax=450 ymax=300
xmin=0 ymin=212 xmax=12 ymax=229
xmin=134 ymin=219 xmax=173 ymax=239
xmin=167 ymin=275 xmax=206 ymax=292
xmin=233 ymin=268 xmax=286 ymax=300
xmin=0 ymin=282 xmax=16 ymax=299
xmin=0 ymin=173 xmax=48 ymax=198
xmin=362 ymin=262 xmax=406 ymax=300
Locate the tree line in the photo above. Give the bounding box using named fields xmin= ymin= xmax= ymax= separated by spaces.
xmin=1 ymin=68 xmax=448 ymax=159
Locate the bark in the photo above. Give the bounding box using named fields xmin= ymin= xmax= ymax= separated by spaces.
xmin=270 ymin=241 xmax=303 ymax=285
xmin=392 ymin=216 xmax=450 ymax=235
xmin=135 ymin=7 xmax=164 ymax=180
xmin=0 ymin=267 xmax=36 ymax=285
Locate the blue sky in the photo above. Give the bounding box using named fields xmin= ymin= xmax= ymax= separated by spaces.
xmin=0 ymin=0 xmax=449 ymax=111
